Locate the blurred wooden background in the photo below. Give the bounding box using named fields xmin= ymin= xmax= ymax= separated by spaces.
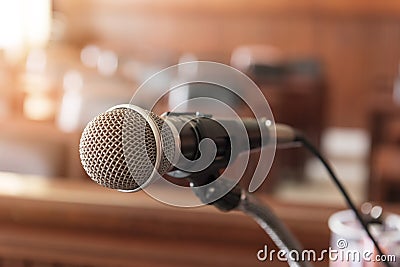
xmin=56 ymin=0 xmax=400 ymax=128
xmin=0 ymin=0 xmax=399 ymax=197
xmin=0 ymin=1 xmax=400 ymax=266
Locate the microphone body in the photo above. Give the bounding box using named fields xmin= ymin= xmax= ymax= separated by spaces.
xmin=161 ymin=112 xmax=284 ymax=182
xmin=162 ymin=112 xmax=270 ymax=159
xmin=163 ymin=111 xmax=296 ymax=161
xmin=79 ymin=104 xmax=296 ymax=192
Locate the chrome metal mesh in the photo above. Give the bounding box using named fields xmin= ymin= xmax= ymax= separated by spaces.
xmin=79 ymin=107 xmax=175 ymax=191
xmin=147 ymin=112 xmax=176 ymax=175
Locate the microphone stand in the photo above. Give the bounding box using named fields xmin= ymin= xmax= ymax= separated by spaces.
xmin=238 ymin=192 xmax=313 ymax=267
xmin=190 ymin=177 xmax=313 ymax=267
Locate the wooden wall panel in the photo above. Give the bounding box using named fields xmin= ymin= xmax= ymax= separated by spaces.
xmin=314 ymin=19 xmax=370 ymax=126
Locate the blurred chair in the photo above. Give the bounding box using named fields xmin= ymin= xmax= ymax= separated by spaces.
xmin=373 ymin=145 xmax=400 ymax=201
xmin=370 ymin=102 xmax=400 ymax=201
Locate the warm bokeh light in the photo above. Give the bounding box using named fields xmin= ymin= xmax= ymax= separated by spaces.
xmin=26 ymin=49 xmax=47 ymax=73
xmin=0 ymin=0 xmax=51 ymax=60
xmin=80 ymin=45 xmax=101 ymax=68
xmin=97 ymin=50 xmax=118 ymax=76
xmin=23 ymin=93 xmax=55 ymax=121
xmin=57 ymin=70 xmax=83 ymax=132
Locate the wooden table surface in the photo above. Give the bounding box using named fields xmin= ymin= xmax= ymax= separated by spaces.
xmin=0 ymin=172 xmax=395 ymax=267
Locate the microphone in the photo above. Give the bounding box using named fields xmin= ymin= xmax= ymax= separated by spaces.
xmin=79 ymin=104 xmax=297 ymax=192
xmin=79 ymin=104 xmax=389 ymax=267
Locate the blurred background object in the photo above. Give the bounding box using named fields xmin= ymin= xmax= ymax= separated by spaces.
xmin=1 ymin=0 xmax=400 ymax=201
xmin=0 ymin=0 xmax=51 ymax=63
xmin=1 ymin=1 xmax=400 ymax=265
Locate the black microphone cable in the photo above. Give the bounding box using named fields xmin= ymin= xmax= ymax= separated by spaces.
xmin=295 ymin=133 xmax=391 ymax=267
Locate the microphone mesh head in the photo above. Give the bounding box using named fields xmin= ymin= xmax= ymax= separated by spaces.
xmin=79 ymin=107 xmax=175 ymax=191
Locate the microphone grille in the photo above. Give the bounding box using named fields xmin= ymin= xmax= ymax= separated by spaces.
xmin=79 ymin=107 xmax=175 ymax=191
